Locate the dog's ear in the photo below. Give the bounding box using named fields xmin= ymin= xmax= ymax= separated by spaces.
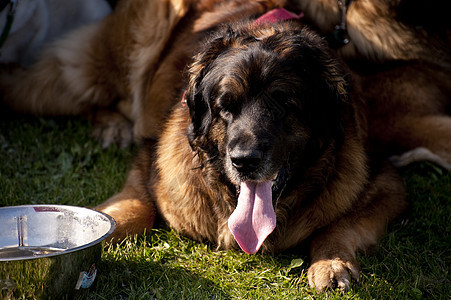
xmin=185 ymin=70 xmax=212 ymax=149
xmin=312 ymin=49 xmax=351 ymax=140
xmin=285 ymin=27 xmax=352 ymax=139
xmin=319 ymin=46 xmax=353 ymax=134
xmin=186 ymin=26 xmax=237 ymax=149
xmin=301 ymin=28 xmax=351 ymax=104
xmin=319 ymin=50 xmax=351 ymax=105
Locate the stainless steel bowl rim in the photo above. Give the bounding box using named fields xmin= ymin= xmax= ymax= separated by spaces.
xmin=0 ymin=204 xmax=116 ymax=261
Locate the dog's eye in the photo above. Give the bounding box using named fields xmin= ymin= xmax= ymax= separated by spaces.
xmin=217 ymin=93 xmax=237 ymax=120
xmin=270 ymin=90 xmax=286 ymax=100
xmin=218 ymin=105 xmax=236 ymax=121
xmin=270 ymin=90 xmax=300 ymax=109
xmin=217 ymin=92 xmax=234 ymax=107
xmin=219 ymin=110 xmax=233 ymax=121
xmin=270 ymin=90 xmax=297 ymax=104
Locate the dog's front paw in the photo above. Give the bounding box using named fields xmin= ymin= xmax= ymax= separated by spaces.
xmin=92 ymin=110 xmax=133 ymax=148
xmin=307 ymin=257 xmax=360 ymax=293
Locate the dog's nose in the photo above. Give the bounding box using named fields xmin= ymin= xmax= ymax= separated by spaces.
xmin=230 ymin=149 xmax=263 ymax=173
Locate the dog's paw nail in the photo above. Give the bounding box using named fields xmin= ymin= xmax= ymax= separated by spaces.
xmin=337 ymin=277 xmax=350 ymax=293
xmin=308 ymin=258 xmax=359 ymax=293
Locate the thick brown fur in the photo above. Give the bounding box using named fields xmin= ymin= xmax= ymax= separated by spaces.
xmin=295 ymin=0 xmax=451 ymax=169
xmin=296 ymin=0 xmax=451 ymax=63
xmin=96 ymin=21 xmax=407 ymax=292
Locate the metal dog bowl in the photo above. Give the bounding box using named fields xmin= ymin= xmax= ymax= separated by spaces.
xmin=0 ymin=205 xmax=115 ymax=299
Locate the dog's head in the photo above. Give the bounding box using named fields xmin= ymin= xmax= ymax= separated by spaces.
xmin=185 ymin=21 xmax=351 ymax=253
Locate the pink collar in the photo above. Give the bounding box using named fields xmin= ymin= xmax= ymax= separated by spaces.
xmin=254 ymin=8 xmax=304 ymax=25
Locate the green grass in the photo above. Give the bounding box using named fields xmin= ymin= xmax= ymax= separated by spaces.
xmin=0 ymin=115 xmax=449 ymax=299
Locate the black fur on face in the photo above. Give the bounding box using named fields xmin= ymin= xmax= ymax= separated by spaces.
xmin=186 ymin=21 xmax=351 ymax=184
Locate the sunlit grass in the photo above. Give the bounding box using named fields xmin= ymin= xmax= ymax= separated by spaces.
xmin=1 ymin=115 xmax=449 ymax=299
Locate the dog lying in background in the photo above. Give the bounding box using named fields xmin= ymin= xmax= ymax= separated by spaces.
xmin=1 ymin=0 xmax=194 ymax=148
xmin=0 ymin=0 xmax=111 ymax=66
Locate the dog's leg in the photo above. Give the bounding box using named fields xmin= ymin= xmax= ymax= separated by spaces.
xmin=390 ymin=147 xmax=451 ymax=170
xmin=293 ymin=0 xmax=340 ymax=32
xmin=389 ymin=115 xmax=451 ymax=170
xmin=95 ymin=140 xmax=158 ymax=241
xmin=307 ymin=163 xmax=407 ymax=292
xmin=95 ymin=168 xmax=157 ymax=242
xmin=92 ymin=108 xmax=134 ymax=149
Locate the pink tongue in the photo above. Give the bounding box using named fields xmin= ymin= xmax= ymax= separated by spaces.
xmin=227 ymin=181 xmax=276 ymax=254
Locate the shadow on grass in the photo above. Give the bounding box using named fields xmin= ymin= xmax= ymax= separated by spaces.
xmin=87 ymin=253 xmax=231 ymax=299
xmin=357 ymin=162 xmax=450 ymax=299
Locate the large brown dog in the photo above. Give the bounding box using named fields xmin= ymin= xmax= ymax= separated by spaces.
xmin=96 ymin=20 xmax=407 ymax=292
xmin=0 ymin=0 xmax=447 ymax=292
